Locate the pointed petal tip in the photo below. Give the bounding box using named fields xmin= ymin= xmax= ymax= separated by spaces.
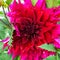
xmin=36 ymin=0 xmax=46 ymax=8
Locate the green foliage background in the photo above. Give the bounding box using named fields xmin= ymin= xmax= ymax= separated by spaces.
xmin=0 ymin=0 xmax=60 ymax=60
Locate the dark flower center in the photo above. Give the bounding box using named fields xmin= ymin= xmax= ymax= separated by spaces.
xmin=18 ymin=19 xmax=41 ymax=40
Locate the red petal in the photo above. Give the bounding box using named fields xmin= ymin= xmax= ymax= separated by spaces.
xmin=0 ymin=37 xmax=10 ymax=50
xmin=36 ymin=0 xmax=46 ymax=8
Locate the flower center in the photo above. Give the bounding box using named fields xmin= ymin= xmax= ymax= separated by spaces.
xmin=18 ymin=19 xmax=41 ymax=40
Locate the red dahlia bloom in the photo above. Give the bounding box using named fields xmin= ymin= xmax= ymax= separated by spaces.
xmin=7 ymin=0 xmax=60 ymax=60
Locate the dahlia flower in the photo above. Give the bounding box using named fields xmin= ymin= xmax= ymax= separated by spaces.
xmin=2 ymin=0 xmax=60 ymax=60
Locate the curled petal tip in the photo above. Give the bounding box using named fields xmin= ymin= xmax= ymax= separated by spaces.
xmin=0 ymin=37 xmax=10 ymax=50
xmin=1 ymin=37 xmax=10 ymax=43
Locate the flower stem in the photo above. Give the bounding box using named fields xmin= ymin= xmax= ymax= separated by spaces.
xmin=56 ymin=50 xmax=59 ymax=60
xmin=0 ymin=19 xmax=12 ymax=29
xmin=56 ymin=53 xmax=59 ymax=60
xmin=2 ymin=6 xmax=12 ymax=29
xmin=2 ymin=6 xmax=9 ymax=22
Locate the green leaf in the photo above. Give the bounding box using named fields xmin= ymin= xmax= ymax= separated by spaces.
xmin=3 ymin=2 xmax=8 ymax=7
xmin=56 ymin=53 xmax=60 ymax=60
xmin=58 ymin=0 xmax=60 ymax=4
xmin=46 ymin=0 xmax=60 ymax=8
xmin=0 ymin=11 xmax=3 ymax=14
xmin=0 ymin=11 xmax=4 ymax=17
xmin=0 ymin=42 xmax=3 ymax=53
xmin=56 ymin=49 xmax=60 ymax=54
xmin=58 ymin=53 xmax=60 ymax=59
xmin=6 ymin=0 xmax=12 ymax=5
xmin=0 ymin=30 xmax=6 ymax=39
xmin=14 ymin=56 xmax=20 ymax=60
xmin=31 ymin=0 xmax=37 ymax=6
xmin=0 ymin=53 xmax=12 ymax=60
xmin=46 ymin=56 xmax=56 ymax=60
xmin=0 ymin=19 xmax=11 ymax=39
xmin=0 ymin=22 xmax=6 ymax=39
xmin=39 ymin=44 xmax=56 ymax=52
